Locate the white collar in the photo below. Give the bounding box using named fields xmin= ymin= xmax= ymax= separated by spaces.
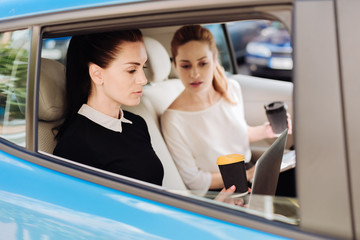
xmin=78 ymin=104 xmax=132 ymax=132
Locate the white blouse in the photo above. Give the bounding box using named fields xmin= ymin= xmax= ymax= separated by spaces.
xmin=161 ymin=79 xmax=250 ymax=191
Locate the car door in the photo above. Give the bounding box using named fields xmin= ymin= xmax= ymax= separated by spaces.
xmin=1 ymin=0 xmax=358 ymax=239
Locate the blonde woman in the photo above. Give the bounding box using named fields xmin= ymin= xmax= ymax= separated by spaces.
xmin=161 ymin=25 xmax=291 ymax=192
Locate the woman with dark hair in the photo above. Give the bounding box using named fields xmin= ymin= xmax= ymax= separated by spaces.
xmin=161 ymin=25 xmax=291 ymax=192
xmin=53 ymin=30 xmax=164 ymax=186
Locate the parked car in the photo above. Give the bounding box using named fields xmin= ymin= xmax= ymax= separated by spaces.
xmin=0 ymin=0 xmax=359 ymax=239
xmin=226 ymin=20 xmax=265 ymax=64
xmin=41 ymin=37 xmax=70 ymax=64
xmin=245 ymin=22 xmax=293 ymax=81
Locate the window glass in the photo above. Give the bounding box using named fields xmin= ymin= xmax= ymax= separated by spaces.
xmin=45 ymin=22 xmax=297 ymax=226
xmin=0 ymin=29 xmax=30 ymax=146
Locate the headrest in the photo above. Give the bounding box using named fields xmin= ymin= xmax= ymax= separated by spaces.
xmin=143 ymin=37 xmax=171 ymax=83
xmin=39 ymin=58 xmax=66 ymax=121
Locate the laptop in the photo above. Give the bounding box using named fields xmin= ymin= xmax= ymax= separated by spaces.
xmin=245 ymin=129 xmax=288 ymax=211
xmin=251 ymin=128 xmax=288 ymax=196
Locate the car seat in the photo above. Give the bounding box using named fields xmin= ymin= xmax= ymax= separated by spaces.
xmin=38 ymin=58 xmax=65 ymax=154
xmin=136 ymin=37 xmax=184 ymax=130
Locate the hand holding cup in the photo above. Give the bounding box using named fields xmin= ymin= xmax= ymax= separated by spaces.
xmin=264 ymin=101 xmax=292 ymax=136
xmin=217 ymin=154 xmax=248 ymax=197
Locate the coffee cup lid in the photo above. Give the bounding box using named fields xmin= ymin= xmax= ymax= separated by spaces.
xmin=217 ymin=154 xmax=245 ymax=165
xmin=264 ymin=101 xmax=285 ymax=110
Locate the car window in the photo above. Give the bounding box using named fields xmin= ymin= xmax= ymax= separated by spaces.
xmin=40 ymin=21 xmax=297 ymax=227
xmin=0 ymin=29 xmax=30 ymax=147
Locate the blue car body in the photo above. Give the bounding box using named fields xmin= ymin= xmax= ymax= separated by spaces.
xmin=0 ymin=0 xmax=146 ymax=21
xmin=0 ymin=148 xmax=290 ymax=239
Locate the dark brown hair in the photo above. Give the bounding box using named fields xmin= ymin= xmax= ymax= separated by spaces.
xmin=56 ymin=30 xmax=143 ymax=139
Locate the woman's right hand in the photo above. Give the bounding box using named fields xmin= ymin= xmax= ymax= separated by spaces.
xmin=214 ymin=185 xmax=245 ymax=206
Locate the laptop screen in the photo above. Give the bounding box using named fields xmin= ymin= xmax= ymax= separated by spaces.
xmin=251 ymin=129 xmax=288 ymax=196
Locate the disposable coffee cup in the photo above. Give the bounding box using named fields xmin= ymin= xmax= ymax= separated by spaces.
xmin=217 ymin=154 xmax=248 ymax=196
xmin=264 ymin=101 xmax=288 ymax=135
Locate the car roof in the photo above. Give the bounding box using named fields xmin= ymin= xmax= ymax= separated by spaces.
xmin=0 ymin=0 xmax=147 ymax=21
xmin=0 ymin=0 xmax=294 ymax=33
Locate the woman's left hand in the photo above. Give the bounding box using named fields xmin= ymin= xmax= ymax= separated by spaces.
xmin=266 ymin=113 xmax=293 ymax=138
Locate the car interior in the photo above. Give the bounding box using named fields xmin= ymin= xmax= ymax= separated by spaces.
xmin=37 ymin=21 xmax=295 ymax=221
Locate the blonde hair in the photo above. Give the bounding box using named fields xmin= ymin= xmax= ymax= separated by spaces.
xmin=171 ymin=25 xmax=234 ymax=103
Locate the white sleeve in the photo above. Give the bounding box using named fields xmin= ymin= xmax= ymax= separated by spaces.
xmin=160 ymin=112 xmax=212 ymax=191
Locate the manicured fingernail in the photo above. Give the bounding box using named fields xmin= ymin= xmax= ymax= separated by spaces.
xmin=230 ymin=185 xmax=235 ymax=190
